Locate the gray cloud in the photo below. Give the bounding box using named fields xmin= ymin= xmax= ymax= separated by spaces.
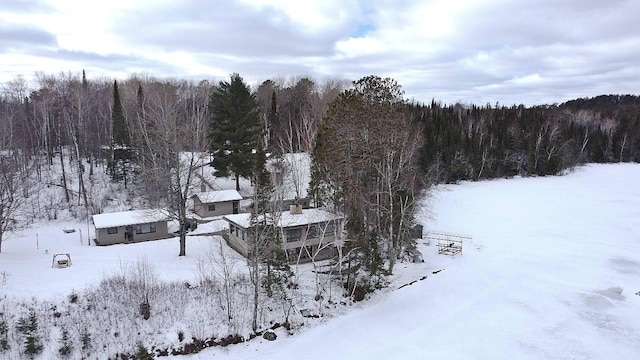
xmin=1 ymin=0 xmax=52 ymax=12
xmin=111 ymin=1 xmax=358 ymax=58
xmin=0 ymin=24 xmax=57 ymax=50
xmin=0 ymin=0 xmax=639 ymax=105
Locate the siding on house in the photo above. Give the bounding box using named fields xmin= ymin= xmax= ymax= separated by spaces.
xmin=192 ymin=190 xmax=242 ymax=218
xmin=223 ymin=208 xmax=342 ymax=263
xmin=92 ymin=209 xmax=170 ymax=245
xmin=94 ymin=221 xmax=170 ymax=245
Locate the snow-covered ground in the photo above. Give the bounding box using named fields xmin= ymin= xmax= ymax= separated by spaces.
xmin=177 ymin=163 xmax=640 ymax=360
xmin=0 ymin=223 xmax=218 ymax=301
xmin=1 ymin=163 xmax=639 ymax=359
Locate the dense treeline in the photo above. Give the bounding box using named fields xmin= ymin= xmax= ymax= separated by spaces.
xmin=414 ymin=96 xmax=640 ymax=184
xmin=0 ymin=73 xmax=346 ymax=168
xmin=1 ymin=71 xmax=639 ymax=252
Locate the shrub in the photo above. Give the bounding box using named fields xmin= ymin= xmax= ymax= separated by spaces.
xmin=58 ymin=328 xmax=73 ymax=357
xmin=133 ymin=342 xmax=154 ymax=360
xmin=262 ymin=331 xmax=277 ymax=341
xmin=0 ymin=314 xmax=9 ymax=351
xmin=80 ymin=328 xmax=91 ymax=351
xmin=16 ymin=310 xmax=43 ymax=358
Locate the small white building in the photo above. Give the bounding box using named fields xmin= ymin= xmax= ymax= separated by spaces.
xmin=223 ymin=206 xmax=343 ymax=263
xmin=92 ymin=209 xmax=171 ymax=245
xmin=192 ymin=190 xmax=243 ymax=219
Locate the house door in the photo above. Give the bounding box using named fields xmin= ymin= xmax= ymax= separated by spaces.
xmin=232 ymin=201 xmax=239 ymax=214
xmin=125 ymin=226 xmax=134 ymax=242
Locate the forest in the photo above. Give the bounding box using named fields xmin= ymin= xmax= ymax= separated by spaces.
xmin=1 ymin=71 xmax=639 ymax=357
xmin=2 ymin=72 xmax=638 ymax=187
xmin=1 ymin=71 xmax=639 ymax=261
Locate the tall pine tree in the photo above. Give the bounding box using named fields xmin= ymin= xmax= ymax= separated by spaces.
xmin=267 ymin=90 xmax=280 ymax=153
xmin=110 ymin=80 xmax=132 ymax=186
xmin=208 ymin=73 xmax=260 ymax=191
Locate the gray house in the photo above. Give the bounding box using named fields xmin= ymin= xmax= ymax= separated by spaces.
xmin=92 ymin=209 xmax=170 ymax=245
xmin=192 ymin=190 xmax=242 ymax=219
xmin=223 ymin=205 xmax=343 ymax=263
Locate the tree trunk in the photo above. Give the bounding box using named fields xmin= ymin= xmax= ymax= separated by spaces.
xmin=179 ymin=230 xmax=186 ymax=256
xmin=59 ymin=144 xmax=70 ymax=203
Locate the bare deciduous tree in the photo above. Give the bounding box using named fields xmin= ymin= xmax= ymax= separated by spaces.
xmin=0 ymin=156 xmax=39 ymax=253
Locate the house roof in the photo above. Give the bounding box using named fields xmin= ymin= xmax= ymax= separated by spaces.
xmin=193 ymin=190 xmax=243 ymax=203
xmin=92 ymin=209 xmax=170 ymax=229
xmin=223 ymin=208 xmax=343 ymax=229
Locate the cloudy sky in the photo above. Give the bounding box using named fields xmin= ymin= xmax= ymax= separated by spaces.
xmin=1 ymin=0 xmax=639 ymax=105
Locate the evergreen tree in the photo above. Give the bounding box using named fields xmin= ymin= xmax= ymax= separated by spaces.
xmin=0 ymin=313 xmax=8 ymax=351
xmin=252 ymin=140 xmax=272 ymax=214
xmin=267 ymin=90 xmax=280 ymax=152
xmin=58 ymin=328 xmax=72 ymax=357
xmin=248 ymin=138 xmax=276 ymax=330
xmin=112 ymin=80 xmax=129 ymax=147
xmin=16 ymin=311 xmax=42 ymax=359
xmin=133 ymin=342 xmax=154 ymax=360
xmin=80 ymin=328 xmax=91 ymax=352
xmin=208 ymin=73 xmax=260 ymax=191
xmin=312 ymin=76 xmax=423 ymax=275
xmin=110 ymin=80 xmax=132 ymax=186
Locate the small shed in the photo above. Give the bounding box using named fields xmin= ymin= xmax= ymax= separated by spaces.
xmin=410 ymin=224 xmax=424 ymax=239
xmin=192 ymin=190 xmax=242 ymax=219
xmin=92 ymin=209 xmax=170 ymax=245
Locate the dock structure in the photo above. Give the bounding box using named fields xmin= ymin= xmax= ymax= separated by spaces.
xmin=426 ymin=231 xmax=471 ymax=256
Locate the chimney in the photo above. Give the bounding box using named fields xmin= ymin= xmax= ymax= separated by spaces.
xmin=289 ymin=204 xmax=302 ymax=215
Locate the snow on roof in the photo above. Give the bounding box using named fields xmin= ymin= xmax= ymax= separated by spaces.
xmin=279 ymin=208 xmax=342 ymax=228
xmin=223 ymin=208 xmax=342 ymax=229
xmin=193 ymin=190 xmax=243 ymax=203
xmin=92 ymin=209 xmax=170 ymax=229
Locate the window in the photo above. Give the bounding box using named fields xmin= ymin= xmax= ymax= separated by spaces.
xmin=135 ymin=223 xmax=156 ymax=234
xmin=287 ymin=247 xmax=300 ymax=261
xmin=307 ymin=224 xmax=320 ymax=238
xmin=286 ymin=228 xmax=302 ymax=243
xmin=208 ymin=204 xmax=216 ymax=212
xmin=107 ymin=227 xmax=118 ymax=234
xmin=324 ymin=222 xmax=336 ymax=236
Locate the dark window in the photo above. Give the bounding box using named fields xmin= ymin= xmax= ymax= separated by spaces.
xmin=287 ymin=247 xmax=300 ymax=261
xmin=107 ymin=227 xmax=118 ymax=234
xmin=135 ymin=223 xmax=156 ymax=234
xmin=286 ymin=228 xmax=302 ymax=243
xmin=307 ymin=224 xmax=320 ymax=238
xmin=208 ymin=204 xmax=216 ymax=212
xmin=324 ymin=222 xmax=336 ymax=236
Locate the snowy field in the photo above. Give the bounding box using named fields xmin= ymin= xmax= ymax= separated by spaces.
xmin=178 ymin=163 xmax=640 ymax=360
xmin=1 ymin=163 xmax=639 ymax=359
